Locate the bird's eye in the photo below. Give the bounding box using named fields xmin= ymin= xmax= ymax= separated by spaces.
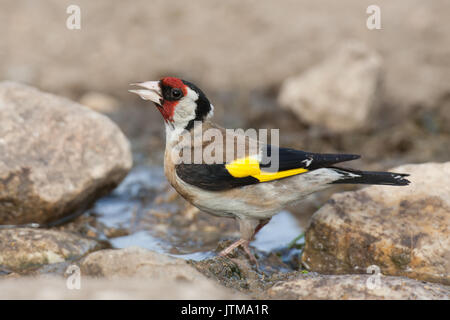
xmin=171 ymin=88 xmax=183 ymax=99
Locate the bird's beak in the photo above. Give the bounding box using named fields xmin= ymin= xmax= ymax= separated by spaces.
xmin=129 ymin=81 xmax=163 ymax=106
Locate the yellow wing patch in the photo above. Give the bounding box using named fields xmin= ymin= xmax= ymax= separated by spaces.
xmin=225 ymin=157 xmax=260 ymax=178
xmin=255 ymin=168 xmax=309 ymax=182
xmin=225 ymin=156 xmax=308 ymax=182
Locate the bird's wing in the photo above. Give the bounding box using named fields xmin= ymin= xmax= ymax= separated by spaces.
xmin=175 ymin=142 xmax=360 ymax=191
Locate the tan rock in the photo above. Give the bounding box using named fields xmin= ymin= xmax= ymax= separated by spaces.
xmin=278 ymin=41 xmax=382 ymax=132
xmin=0 ymin=82 xmax=132 ymax=225
xmin=302 ymin=162 xmax=450 ymax=284
xmin=267 ymin=274 xmax=450 ymax=300
xmin=76 ymin=247 xmax=246 ymax=299
xmin=0 ymin=276 xmax=245 ymax=299
xmin=81 ymin=247 xmax=217 ymax=281
xmin=0 ymin=228 xmax=103 ymax=270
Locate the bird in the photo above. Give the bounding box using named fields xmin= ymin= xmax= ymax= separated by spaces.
xmin=129 ymin=76 xmax=410 ymax=265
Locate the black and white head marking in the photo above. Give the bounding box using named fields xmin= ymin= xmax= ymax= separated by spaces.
xmin=181 ymin=80 xmax=213 ymax=131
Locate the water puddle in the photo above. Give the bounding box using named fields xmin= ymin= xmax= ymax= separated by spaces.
xmin=252 ymin=211 xmax=304 ymax=252
xmin=90 ymin=165 xmax=304 ymax=265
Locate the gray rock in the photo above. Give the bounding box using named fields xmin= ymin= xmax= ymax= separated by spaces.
xmin=78 ymin=247 xmax=246 ymax=298
xmin=0 ymin=228 xmax=104 ymax=271
xmin=81 ymin=247 xmax=220 ymax=281
xmin=302 ymin=162 xmax=450 ymax=285
xmin=278 ymin=41 xmax=382 ymax=132
xmin=0 ymin=82 xmax=132 ymax=225
xmin=267 ymin=274 xmax=450 ymax=300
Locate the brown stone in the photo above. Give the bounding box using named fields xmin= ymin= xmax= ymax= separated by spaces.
xmin=267 ymin=274 xmax=450 ymax=300
xmin=302 ymin=162 xmax=450 ymax=285
xmin=0 ymin=228 xmax=104 ymax=271
xmin=0 ymin=82 xmax=132 ymax=225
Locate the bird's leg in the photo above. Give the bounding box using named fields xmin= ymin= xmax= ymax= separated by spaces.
xmin=240 ymin=239 xmax=259 ymax=267
xmin=246 ymin=218 xmax=271 ymax=268
xmin=219 ymin=238 xmax=259 ymax=267
xmin=252 ymin=218 xmax=271 ymax=240
xmin=219 ymin=218 xmax=271 ymax=266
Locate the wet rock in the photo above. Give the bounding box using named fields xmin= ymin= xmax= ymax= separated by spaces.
xmin=0 ymin=276 xmax=245 ymax=299
xmin=0 ymin=82 xmax=133 ymax=225
xmin=302 ymin=162 xmax=450 ymax=285
xmin=55 ymin=213 xmax=113 ymax=240
xmin=191 ymin=244 xmax=300 ymax=295
xmin=192 ymin=256 xmax=262 ymax=292
xmin=0 ymin=228 xmax=104 ymax=271
xmin=267 ymin=274 xmax=450 ymax=300
xmin=278 ymin=41 xmax=382 ymax=132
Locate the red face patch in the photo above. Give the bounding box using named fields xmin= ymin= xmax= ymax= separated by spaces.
xmin=158 ymin=77 xmax=188 ymax=122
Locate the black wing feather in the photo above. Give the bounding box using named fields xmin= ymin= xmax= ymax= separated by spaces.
xmin=176 ymin=163 xmax=259 ymax=191
xmin=260 ymin=145 xmax=360 ymax=172
xmin=175 ymin=145 xmax=361 ymax=191
xmin=330 ymin=167 xmax=410 ymax=186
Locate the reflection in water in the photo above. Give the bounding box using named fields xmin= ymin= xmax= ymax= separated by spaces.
xmin=110 ymin=230 xmax=167 ymax=252
xmin=252 ymin=211 xmax=304 ymax=252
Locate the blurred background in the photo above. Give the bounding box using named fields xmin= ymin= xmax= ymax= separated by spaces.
xmin=1 ymin=0 xmax=449 ymax=267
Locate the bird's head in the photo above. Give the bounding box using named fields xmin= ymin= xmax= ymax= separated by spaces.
xmin=129 ymin=77 xmax=213 ymax=131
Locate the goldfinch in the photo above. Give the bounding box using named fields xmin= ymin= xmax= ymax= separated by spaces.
xmin=129 ymin=77 xmax=410 ymax=265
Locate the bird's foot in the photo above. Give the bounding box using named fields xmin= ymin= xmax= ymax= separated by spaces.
xmin=219 ymin=239 xmax=259 ymax=268
xmin=219 ymin=239 xmax=246 ymax=256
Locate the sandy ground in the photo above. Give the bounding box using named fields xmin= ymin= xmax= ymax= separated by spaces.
xmin=0 ymin=0 xmax=449 ymax=110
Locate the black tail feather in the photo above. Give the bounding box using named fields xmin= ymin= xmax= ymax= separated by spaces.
xmin=331 ymin=167 xmax=410 ymax=186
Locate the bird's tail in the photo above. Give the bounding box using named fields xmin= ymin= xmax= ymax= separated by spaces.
xmin=330 ymin=167 xmax=410 ymax=186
